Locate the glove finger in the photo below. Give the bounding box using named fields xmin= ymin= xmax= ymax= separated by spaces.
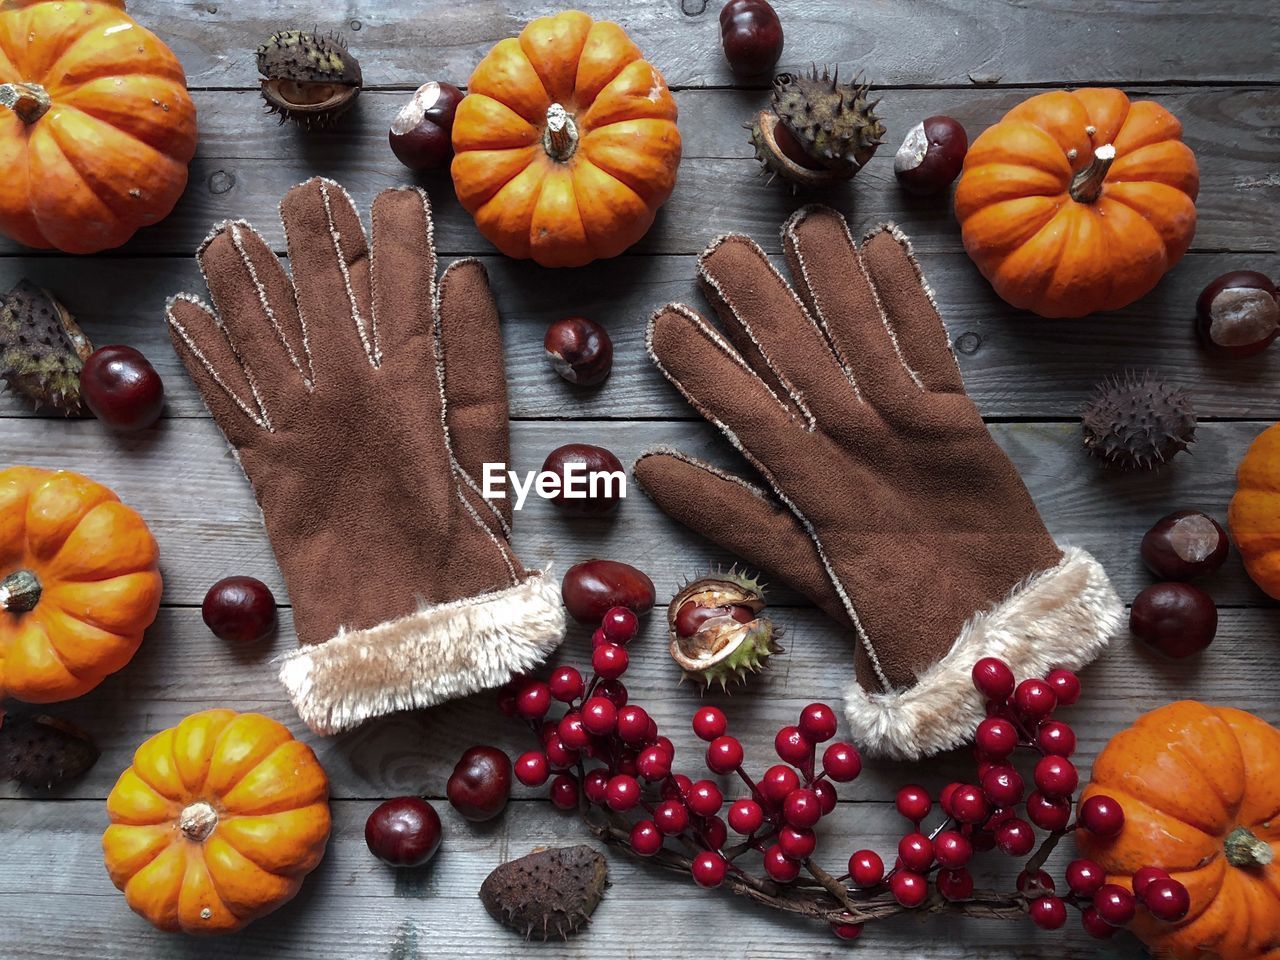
xmin=633 ymin=449 xmax=851 ymax=627
xmin=860 ymin=226 xmax=964 ymax=394
xmin=370 ymin=186 xmax=438 ymax=376
xmin=279 ymin=177 xmax=377 ymax=377
xmin=781 ymin=206 xmax=922 ymax=408
xmin=197 ymin=221 xmax=314 ymax=413
xmin=438 ymin=258 xmax=512 ymax=535
xmin=696 ymin=233 xmax=854 ymax=422
xmin=165 ymin=295 xmax=272 ymax=449
xmin=647 ymin=304 xmax=806 ymax=474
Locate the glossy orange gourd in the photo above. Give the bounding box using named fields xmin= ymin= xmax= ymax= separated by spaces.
xmin=1229 ymin=422 xmax=1280 ymax=599
xmin=451 ymin=10 xmax=681 ymax=268
xmin=1078 ymin=702 xmax=1280 ymax=960
xmin=0 ymin=466 xmax=162 ymax=703
xmin=955 ymin=88 xmax=1198 ymax=318
xmin=0 ymin=0 xmax=198 ymax=253
xmin=104 ymin=709 xmax=331 ymax=935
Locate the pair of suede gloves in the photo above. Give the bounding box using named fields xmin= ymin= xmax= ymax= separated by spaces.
xmin=167 ymin=178 xmax=1121 ymax=758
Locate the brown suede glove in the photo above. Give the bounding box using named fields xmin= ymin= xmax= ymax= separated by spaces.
xmin=635 ymin=206 xmax=1122 ymax=759
xmin=166 ymin=177 xmax=564 ymax=735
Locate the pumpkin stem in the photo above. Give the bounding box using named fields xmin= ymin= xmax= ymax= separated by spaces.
xmin=0 ymin=82 xmax=52 ymax=125
xmin=179 ymin=801 xmax=220 ymax=843
xmin=0 ymin=570 xmax=41 ymax=613
xmin=543 ymin=103 xmax=579 ymax=162
xmin=1224 ymin=826 xmax=1274 ymax=868
xmin=1069 ymin=143 xmax=1117 ymax=204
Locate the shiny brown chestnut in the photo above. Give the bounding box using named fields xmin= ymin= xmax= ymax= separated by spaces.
xmin=446 ymin=746 xmax=512 ymax=822
xmin=720 ymin=0 xmax=784 ymax=76
xmin=1140 ymin=511 xmax=1229 ymax=581
xmin=389 ymin=81 xmax=464 ymax=172
xmin=894 ymin=116 xmax=968 ymax=195
xmin=1130 ymin=582 xmax=1218 ymax=659
xmin=540 ymin=444 xmax=625 ymax=517
xmin=544 ymin=316 xmax=613 ymax=386
xmin=79 ymin=345 xmax=164 ymax=431
xmin=1195 ymin=270 xmax=1279 ymax=358
xmin=202 ymin=576 xmax=277 ymax=643
xmin=562 ymin=559 xmax=656 ymax=624
xmin=365 ymin=796 xmax=442 ymax=867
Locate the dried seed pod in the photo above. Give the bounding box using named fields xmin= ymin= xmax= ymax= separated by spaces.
xmin=257 ymin=30 xmax=362 ymax=129
xmin=1081 ymin=372 xmax=1197 ymax=471
xmin=0 ymin=280 xmax=92 ymax=415
xmin=667 ymin=569 xmax=782 ymax=688
xmin=0 ymin=712 xmax=99 ymax=788
xmin=479 ymin=845 xmax=608 ymax=941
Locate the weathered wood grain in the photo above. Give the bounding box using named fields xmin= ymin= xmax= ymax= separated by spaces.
xmin=3 ymin=249 xmax=1278 ymax=421
xmin=0 ymin=798 xmax=1152 ymax=959
xmin=0 ymin=418 xmax=1265 ymax=606
xmin=2 ymin=87 xmax=1275 ymax=258
xmin=121 ymin=0 xmax=1280 ymax=89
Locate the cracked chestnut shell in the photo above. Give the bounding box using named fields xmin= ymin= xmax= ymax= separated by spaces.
xmin=667 ymin=572 xmax=780 ymax=688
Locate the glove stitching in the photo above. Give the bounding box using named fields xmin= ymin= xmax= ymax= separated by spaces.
xmin=454 ymin=484 xmax=518 ymax=582
xmin=318 ymin=179 xmax=378 ymax=367
xmin=277 ymin=197 xmax=316 ymax=387
xmin=228 ymin=223 xmax=313 ymax=389
xmin=165 ymin=294 xmax=273 ymax=431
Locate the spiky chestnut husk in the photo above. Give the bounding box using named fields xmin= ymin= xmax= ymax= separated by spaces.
xmin=0 ymin=711 xmax=99 ymax=789
xmin=749 ymin=67 xmax=884 ymax=188
xmin=667 ymin=569 xmax=782 ymax=689
xmin=479 ymin=845 xmax=608 ymax=941
xmin=257 ymin=30 xmax=362 ymax=129
xmin=1082 ymin=372 xmax=1197 ymax=471
xmin=0 ymin=281 xmax=92 ymax=415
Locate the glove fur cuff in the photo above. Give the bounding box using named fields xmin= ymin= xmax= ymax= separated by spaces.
xmin=842 ymin=547 xmax=1123 ymax=761
xmin=279 ymin=570 xmax=566 ymax=734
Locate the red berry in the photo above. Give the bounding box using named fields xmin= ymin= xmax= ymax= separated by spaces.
xmin=557 ymin=712 xmax=590 ymax=750
xmin=895 ymin=784 xmax=932 ymax=823
xmin=822 ymin=742 xmax=861 ymax=782
xmin=597 ymin=678 xmax=628 ymax=707
xmin=950 ymin=784 xmax=990 ymax=824
xmin=1081 ymin=906 xmax=1118 ymax=939
xmin=592 ymin=642 xmax=628 ymax=680
xmin=1029 ymin=896 xmax=1067 ymax=930
xmin=655 ymin=736 xmax=675 ymax=759
xmin=728 ymin=798 xmax=764 ymax=834
xmin=934 ymin=830 xmax=972 ymax=869
xmin=774 ymin=725 xmax=812 ymax=765
xmin=583 ymin=769 xmax=610 ymax=805
xmin=654 ymin=799 xmax=690 ymax=835
xmin=1045 ymin=668 xmax=1081 ymax=706
xmin=692 ymin=706 xmax=727 ymax=741
xmin=703 ymin=816 xmax=728 ymax=850
xmin=591 ymin=627 xmax=608 ymax=648
xmin=975 ymin=717 xmax=1019 ymax=758
xmin=972 ymin=657 xmax=1015 ymax=701
xmin=515 ymin=681 xmax=551 ymax=719
xmin=1095 ymin=884 xmax=1137 ymax=926
xmin=1133 ymin=866 xmax=1171 ymax=897
xmin=760 ymin=764 xmax=801 ymax=805
xmin=637 ymin=745 xmax=672 ymax=781
xmin=783 ymin=788 xmax=822 ymax=828
xmin=687 ymin=780 xmax=724 ymax=817
xmin=995 ymin=818 xmax=1035 ymax=857
xmin=514 ymin=751 xmax=549 ymax=786
xmin=812 ymin=779 xmax=838 ymax=814
xmin=496 ymin=690 xmax=518 ymax=717
xmin=1017 ymin=869 xmax=1056 ymax=895
xmin=830 ymin=921 xmax=863 ymax=941
xmin=691 ymin=850 xmax=728 ymax=888
xmin=848 ymin=849 xmax=884 ymax=887
xmin=981 ymin=766 xmax=1024 ymax=808
xmin=601 ymin=606 xmax=639 ymax=644
xmin=1014 ymin=678 xmax=1057 ymax=719
xmin=605 ymin=774 xmax=640 ymax=811
xmin=1037 ymin=720 xmax=1076 ymax=757
xmin=202 ymin=576 xmax=276 ymax=643
xmin=1034 ymin=755 xmax=1078 ymax=798
xmin=1079 ymin=794 xmax=1126 ymax=837
xmin=1025 ymin=791 xmax=1072 ymax=831
xmin=549 ymin=773 xmax=579 ymax=810
xmin=897 ymin=832 xmax=934 ymax=872
xmin=663 ymin=773 xmax=693 ymax=800
xmin=939 ymin=781 xmax=963 ymax=816
xmin=1144 ymin=877 xmax=1191 ymax=922
xmin=706 ymin=735 xmax=744 ymax=774
xmin=778 ymin=825 xmax=816 ymax=859
xmin=630 ymin=819 xmax=662 ymax=856
xmin=581 ymin=696 xmax=617 ymax=735
xmin=798 ymin=702 xmax=838 ymax=742
xmin=548 ymin=665 xmax=584 ymax=702
xmin=890 ymin=871 xmax=928 ymax=908
xmin=543 ymin=734 xmax=577 ymax=771
xmin=937 ymin=867 xmax=973 ymax=901
xmin=1066 ymin=859 xmax=1107 ymax=897
xmin=763 ymin=844 xmax=800 ymax=882
xmin=615 ymin=705 xmax=650 ymax=743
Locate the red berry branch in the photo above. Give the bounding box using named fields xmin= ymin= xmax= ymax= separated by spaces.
xmin=498 ymin=606 xmax=1189 ymax=943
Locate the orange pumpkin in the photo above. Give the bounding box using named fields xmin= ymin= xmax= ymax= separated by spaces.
xmin=1078 ymin=702 xmax=1280 ymax=960
xmin=1229 ymin=422 xmax=1280 ymax=599
xmin=0 ymin=0 xmax=198 ymax=253
xmin=955 ymin=88 xmax=1198 ymax=318
xmin=0 ymin=466 xmax=161 ymax=703
xmin=451 ymin=10 xmax=681 ymax=268
xmin=104 ymin=709 xmax=331 ymax=935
